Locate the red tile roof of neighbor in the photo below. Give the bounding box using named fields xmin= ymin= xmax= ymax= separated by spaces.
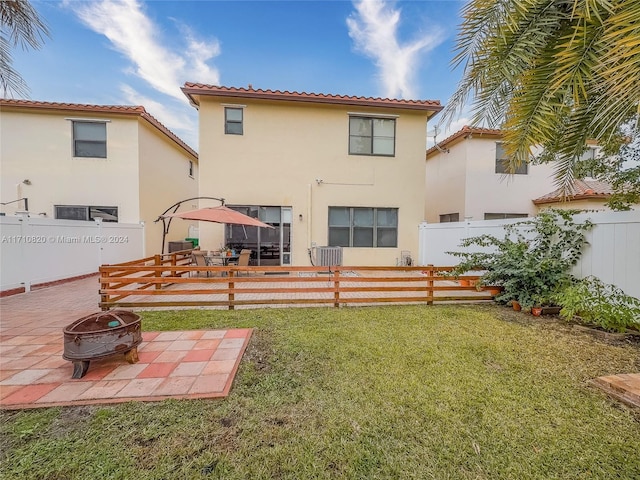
xmin=182 ymin=83 xmax=443 ymax=114
xmin=533 ymin=179 xmax=613 ymax=205
xmin=426 ymin=125 xmax=502 ymax=157
xmin=0 ymin=99 xmax=198 ymax=159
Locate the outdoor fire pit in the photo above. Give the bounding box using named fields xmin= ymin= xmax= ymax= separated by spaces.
xmin=63 ymin=310 xmax=142 ymax=379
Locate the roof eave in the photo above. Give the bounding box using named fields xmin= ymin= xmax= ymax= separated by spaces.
xmin=1 ymin=99 xmax=198 ymax=160
xmin=426 ymin=127 xmax=503 ymax=158
xmin=181 ymin=85 xmax=442 ymax=115
xmin=533 ymin=193 xmax=611 ymax=205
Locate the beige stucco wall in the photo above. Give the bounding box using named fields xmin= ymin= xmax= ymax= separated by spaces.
xmin=424 ymin=141 xmax=467 ymax=223
xmin=197 ymin=97 xmax=430 ymax=266
xmin=137 ymin=120 xmax=198 ymax=255
xmin=0 ymin=108 xmax=140 ymax=222
xmin=426 ymin=136 xmax=557 ymax=222
xmin=464 ymin=139 xmax=555 ymax=220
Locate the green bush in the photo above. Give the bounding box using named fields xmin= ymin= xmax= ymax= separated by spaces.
xmin=448 ymin=210 xmax=593 ymax=309
xmin=553 ymin=276 xmax=640 ymax=333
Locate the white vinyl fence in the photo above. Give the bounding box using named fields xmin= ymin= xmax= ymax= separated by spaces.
xmin=0 ymin=215 xmax=144 ymax=292
xmin=418 ymin=210 xmax=640 ymax=299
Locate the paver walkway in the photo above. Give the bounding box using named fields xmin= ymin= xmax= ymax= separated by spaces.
xmin=590 ymin=374 xmax=640 ymax=409
xmin=0 ymin=276 xmax=251 ymax=409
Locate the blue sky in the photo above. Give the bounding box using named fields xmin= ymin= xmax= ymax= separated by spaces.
xmin=15 ymin=0 xmax=468 ymax=148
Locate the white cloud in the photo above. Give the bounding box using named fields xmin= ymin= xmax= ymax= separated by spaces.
xmin=347 ymin=0 xmax=443 ymax=99
xmin=72 ymin=0 xmax=220 ymax=103
xmin=119 ymin=84 xmax=198 ymax=148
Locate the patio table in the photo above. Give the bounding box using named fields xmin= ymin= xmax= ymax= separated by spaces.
xmin=205 ymin=254 xmax=240 ymax=266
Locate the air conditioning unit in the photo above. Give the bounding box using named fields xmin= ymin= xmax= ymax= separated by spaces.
xmin=316 ymin=246 xmax=343 ymax=266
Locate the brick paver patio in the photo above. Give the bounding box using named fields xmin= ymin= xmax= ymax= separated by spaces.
xmin=0 ymin=275 xmax=251 ymax=409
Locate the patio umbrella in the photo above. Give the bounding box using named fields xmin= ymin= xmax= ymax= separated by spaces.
xmin=161 ymin=205 xmax=274 ymax=229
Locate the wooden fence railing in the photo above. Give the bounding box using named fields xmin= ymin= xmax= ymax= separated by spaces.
xmin=99 ymin=257 xmax=499 ymax=310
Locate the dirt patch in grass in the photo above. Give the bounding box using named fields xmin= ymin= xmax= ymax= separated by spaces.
xmin=240 ymin=328 xmax=273 ymax=374
xmin=49 ymin=405 xmax=97 ymax=439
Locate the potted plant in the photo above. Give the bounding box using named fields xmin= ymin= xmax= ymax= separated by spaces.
xmin=530 ymin=293 xmax=563 ymax=316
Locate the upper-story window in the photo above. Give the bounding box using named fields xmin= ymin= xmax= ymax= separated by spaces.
xmin=349 ymin=116 xmax=396 ymax=156
xmin=495 ymin=142 xmax=527 ymax=174
xmin=225 ymin=107 xmax=243 ymax=135
xmin=73 ymin=121 xmax=107 ymax=158
xmin=189 ymin=160 xmax=194 ymax=177
xmin=579 ymin=146 xmax=598 ymax=178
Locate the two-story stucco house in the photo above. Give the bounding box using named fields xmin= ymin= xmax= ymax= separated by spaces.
xmin=0 ymin=100 xmax=199 ymax=254
xmin=424 ymin=126 xmax=611 ymax=223
xmin=182 ymin=84 xmax=442 ymax=266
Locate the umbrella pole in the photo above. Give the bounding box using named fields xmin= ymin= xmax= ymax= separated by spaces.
xmin=155 ymin=196 xmax=225 ymax=254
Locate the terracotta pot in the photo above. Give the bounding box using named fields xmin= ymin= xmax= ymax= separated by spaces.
xmin=487 ymin=288 xmax=501 ymax=296
xmin=512 ymin=301 xmax=521 ymax=312
xmin=531 ymin=307 xmax=542 ymax=317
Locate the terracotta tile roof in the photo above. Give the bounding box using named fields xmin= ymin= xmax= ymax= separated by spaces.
xmin=0 ymin=98 xmax=197 ymax=159
xmin=182 ymin=83 xmax=442 ymax=114
xmin=426 ymin=125 xmax=502 ymax=157
xmin=533 ymin=179 xmax=613 ymax=205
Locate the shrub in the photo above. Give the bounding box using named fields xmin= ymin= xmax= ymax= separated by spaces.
xmin=553 ymin=276 xmax=640 ymax=333
xmin=447 ymin=210 xmax=593 ymax=309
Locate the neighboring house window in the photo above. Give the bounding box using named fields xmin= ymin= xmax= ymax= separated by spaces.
xmin=55 ymin=205 xmax=118 ymax=222
xmin=484 ymin=213 xmax=528 ymax=220
xmin=328 ymin=207 xmax=398 ymax=247
xmin=439 ymin=213 xmax=460 ymax=223
xmin=225 ymin=107 xmax=243 ymax=135
xmin=495 ymin=143 xmax=527 ymax=174
xmin=73 ymin=121 xmax=107 ymax=158
xmin=189 ymin=160 xmax=194 ymax=177
xmin=349 ymin=116 xmax=396 ymax=156
xmin=579 ymin=147 xmax=597 ymax=178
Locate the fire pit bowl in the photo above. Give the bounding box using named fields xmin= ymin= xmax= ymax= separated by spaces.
xmin=63 ymin=310 xmax=142 ymax=379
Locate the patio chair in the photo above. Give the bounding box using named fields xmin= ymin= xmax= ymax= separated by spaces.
xmin=191 ymin=251 xmax=210 ymax=277
xmin=229 ymin=249 xmax=252 ymax=276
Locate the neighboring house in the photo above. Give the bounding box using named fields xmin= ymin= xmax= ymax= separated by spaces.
xmin=181 ymin=84 xmax=442 ymax=266
xmin=533 ymin=179 xmax=613 ymax=211
xmin=0 ymin=99 xmax=198 ymax=254
xmin=424 ymin=126 xmax=607 ymax=222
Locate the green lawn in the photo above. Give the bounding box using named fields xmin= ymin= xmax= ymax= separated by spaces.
xmin=1 ymin=305 xmax=639 ymax=479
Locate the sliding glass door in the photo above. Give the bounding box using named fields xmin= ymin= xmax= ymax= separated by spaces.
xmin=225 ymin=206 xmax=292 ymax=266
